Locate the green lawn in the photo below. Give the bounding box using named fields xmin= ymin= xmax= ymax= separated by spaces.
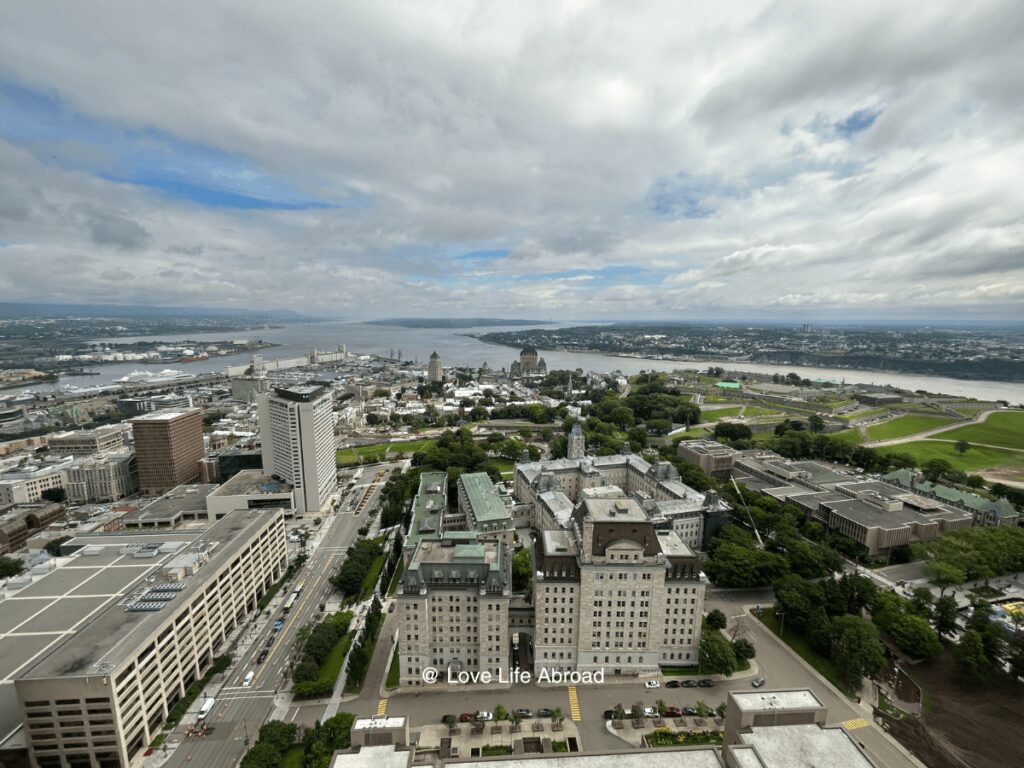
xmin=865 ymin=414 xmax=956 ymax=442
xmin=336 ymin=439 xmax=436 ymax=466
xmin=661 ymin=659 xmax=749 ymax=676
xmin=702 ymin=407 xmax=744 ymax=422
xmin=754 ymin=608 xmax=854 ymax=698
xmin=831 ymin=429 xmax=863 ymax=445
xmin=386 ymin=558 xmax=404 ymax=597
xmin=283 ymin=746 xmax=305 ymax=768
xmin=930 ymin=411 xmax=1024 ymax=451
xmin=877 ymin=440 xmax=1024 ymax=477
xmin=491 ymin=457 xmax=515 ymax=478
xmin=674 ymin=427 xmax=712 ymax=442
xmin=742 ymin=406 xmax=780 ymax=417
xmin=314 ymin=632 xmax=353 ymax=692
xmin=385 ymin=644 xmax=401 ymax=689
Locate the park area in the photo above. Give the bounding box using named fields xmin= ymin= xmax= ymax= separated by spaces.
xmin=878 ymin=440 xmax=1024 ymax=480
xmin=930 ymin=411 xmax=1024 ymax=451
xmin=336 ymin=438 xmax=435 ymax=466
xmin=865 ymin=414 xmax=956 ymax=442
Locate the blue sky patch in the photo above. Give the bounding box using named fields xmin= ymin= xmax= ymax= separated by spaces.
xmin=835 ymin=107 xmax=882 ymax=137
xmin=0 ymin=80 xmax=344 ymax=210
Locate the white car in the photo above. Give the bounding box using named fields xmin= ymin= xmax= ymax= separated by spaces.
xmin=643 ymin=707 xmax=658 ymax=718
xmin=476 ymin=711 xmax=494 ymax=721
xmin=644 ymin=680 xmax=661 ymax=689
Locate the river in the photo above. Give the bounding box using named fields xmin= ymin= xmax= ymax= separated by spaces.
xmin=28 ymin=321 xmax=1024 ymax=404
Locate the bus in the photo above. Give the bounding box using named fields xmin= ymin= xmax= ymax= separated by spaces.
xmin=197 ymin=698 xmax=215 ymax=721
xmin=282 ymin=582 xmax=304 ymax=614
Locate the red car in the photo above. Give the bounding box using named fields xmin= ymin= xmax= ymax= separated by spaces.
xmin=459 ymin=712 xmax=476 ymax=722
xmin=661 ymin=706 xmax=683 ymax=718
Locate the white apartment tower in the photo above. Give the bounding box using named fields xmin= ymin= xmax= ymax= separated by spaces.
xmin=427 ymin=351 xmax=443 ymax=383
xmin=258 ymin=384 xmax=336 ymax=515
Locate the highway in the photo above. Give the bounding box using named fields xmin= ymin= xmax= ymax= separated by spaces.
xmin=152 ymin=462 xmax=403 ymax=768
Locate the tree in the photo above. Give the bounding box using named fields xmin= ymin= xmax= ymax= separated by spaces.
xmin=933 ymin=595 xmax=959 ymax=636
xmin=808 ymin=414 xmax=825 ymax=433
xmin=0 ymin=556 xmax=25 ymax=578
xmin=705 ymin=609 xmax=728 ymax=631
xmin=699 ymin=629 xmax=737 ymax=676
xmin=909 ymin=587 xmax=934 ymax=619
xmin=732 ymin=638 xmax=756 ymax=662
xmin=953 ymin=630 xmax=991 ymax=683
xmin=40 ymin=486 xmax=67 ymax=503
xmin=44 ymin=536 xmax=72 ymax=557
xmin=887 ymin=613 xmax=942 ymax=659
xmin=829 ymin=615 xmax=886 ymax=688
xmin=954 ymin=440 xmax=970 ymax=455
xmin=926 ymin=561 xmax=965 ymax=596
xmin=512 ymin=548 xmax=533 ymax=595
xmin=494 ymin=704 xmax=508 ymax=722
xmin=257 ymin=722 xmax=297 ymax=754
xmin=239 ymin=742 xmax=282 ymax=768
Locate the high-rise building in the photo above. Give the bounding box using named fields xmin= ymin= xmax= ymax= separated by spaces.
xmin=130 ymin=409 xmax=204 ymax=496
xmin=257 ymin=384 xmax=335 ymax=515
xmin=427 ymin=351 xmax=443 ymax=383
xmin=66 ymin=451 xmax=139 ymax=503
xmin=567 ymin=422 xmax=585 ymax=459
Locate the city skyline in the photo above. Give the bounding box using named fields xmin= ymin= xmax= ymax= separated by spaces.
xmin=1 ymin=2 xmax=1022 ymax=323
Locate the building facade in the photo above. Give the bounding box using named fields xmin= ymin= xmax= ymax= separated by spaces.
xmin=66 ymin=452 xmax=139 ymax=504
xmin=508 ymin=347 xmax=547 ymax=378
xmin=14 ymin=509 xmax=288 ymax=768
xmin=427 ymin=352 xmax=443 ymax=384
xmin=47 ymin=426 xmax=131 ymax=458
xmin=130 ymin=410 xmax=204 ymax=496
xmin=258 ymin=385 xmax=335 ymax=515
xmin=0 ymin=457 xmax=74 ymax=505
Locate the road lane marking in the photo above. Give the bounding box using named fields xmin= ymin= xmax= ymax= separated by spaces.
xmin=842 ymin=717 xmax=870 ymax=730
xmin=567 ymin=686 xmax=581 ymax=721
xmin=376 ymin=699 xmax=388 ymax=716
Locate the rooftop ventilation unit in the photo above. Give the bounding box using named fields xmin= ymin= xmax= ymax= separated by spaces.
xmin=127 ymin=602 xmax=165 ymax=612
xmin=141 ymin=591 xmax=176 ymax=601
xmin=150 ymin=582 xmax=185 ymax=592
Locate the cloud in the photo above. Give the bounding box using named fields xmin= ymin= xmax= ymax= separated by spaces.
xmin=0 ymin=1 xmax=1020 ymax=321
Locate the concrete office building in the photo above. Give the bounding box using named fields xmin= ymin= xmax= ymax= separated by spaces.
xmin=130 ymin=410 xmax=204 ymax=496
xmin=230 ymin=375 xmax=270 ymax=403
xmin=677 ymin=439 xmax=740 ymax=477
xmin=66 ymin=452 xmax=139 ymax=504
xmin=534 ymin=496 xmax=706 ymax=677
xmin=117 ymin=394 xmax=194 ymax=417
xmin=258 ymin=384 xmax=335 ymax=516
xmin=205 ymin=469 xmax=295 ymax=520
xmin=427 ymin=352 xmax=443 ymax=384
xmin=0 ymin=457 xmax=74 ymax=505
xmin=11 ymin=508 xmax=287 ymax=768
xmin=46 ymin=426 xmax=131 ymax=458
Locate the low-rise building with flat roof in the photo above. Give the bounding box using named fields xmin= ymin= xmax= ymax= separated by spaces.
xmin=120 ymin=484 xmax=218 ymax=529
xmin=46 ymin=425 xmax=131 ymax=458
xmin=678 ymin=439 xmax=741 ymax=476
xmin=205 ymin=469 xmax=294 ymax=520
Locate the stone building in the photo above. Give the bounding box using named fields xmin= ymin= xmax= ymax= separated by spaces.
xmin=509 ymin=346 xmax=547 ymax=378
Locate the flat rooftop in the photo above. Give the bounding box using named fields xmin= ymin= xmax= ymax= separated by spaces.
xmin=130 ymin=409 xmax=198 ymax=422
xmin=823 ymin=498 xmax=936 ymax=530
xmin=331 ymin=745 xmax=411 ymax=768
xmin=453 ymin=751 xmax=722 ymax=768
xmin=409 ymin=539 xmax=499 ymax=570
xmin=14 ymin=509 xmax=278 ymax=681
xmin=584 ymin=497 xmax=647 ymax=523
xmin=656 ymin=529 xmax=696 ymax=557
xmin=120 ymin=484 xmax=218 ymax=524
xmin=738 ymin=723 xmax=875 ymax=768
xmin=213 ymin=469 xmax=292 ymax=497
xmin=731 ymin=690 xmax=822 ymax=712
xmin=542 ymin=529 xmax=578 ymax=556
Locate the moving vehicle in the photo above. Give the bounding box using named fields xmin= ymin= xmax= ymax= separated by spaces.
xmin=197 ymin=698 xmax=215 ymax=720
xmin=751 ymin=676 xmax=766 ymax=688
xmin=273 ymin=619 xmax=285 ymax=632
xmin=242 ymin=671 xmax=255 ymax=687
xmin=644 ymin=680 xmax=661 ymax=689
xmin=282 ymin=582 xmax=305 ymax=614
xmin=257 ymin=650 xmax=269 ymax=664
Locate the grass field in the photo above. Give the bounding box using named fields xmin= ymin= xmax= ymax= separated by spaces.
xmin=386 ymin=558 xmax=404 ymax=597
xmin=866 ymin=414 xmax=956 ymax=442
xmin=315 ymin=632 xmax=353 ymax=693
xmin=386 ymin=644 xmax=401 ymax=689
xmin=831 ymin=429 xmax=864 ymax=445
xmin=930 ymin=411 xmax=1024 ymax=451
xmin=702 ymin=406 xmax=743 ymax=422
xmin=742 ymin=406 xmax=780 ymax=417
xmin=336 ymin=438 xmax=436 ymax=466
xmin=491 ymin=457 xmax=515 ymax=478
xmin=878 ymin=440 xmax=1024 ymax=477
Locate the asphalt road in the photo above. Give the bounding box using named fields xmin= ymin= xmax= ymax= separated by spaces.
xmin=156 ymin=462 xmax=403 ymax=768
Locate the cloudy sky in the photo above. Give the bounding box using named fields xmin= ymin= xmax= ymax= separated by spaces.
xmin=1 ymin=1 xmax=1022 ymax=322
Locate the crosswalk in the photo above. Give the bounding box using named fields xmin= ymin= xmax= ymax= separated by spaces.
xmin=841 ymin=717 xmax=870 ymax=730
xmin=567 ymin=686 xmax=581 ymax=722
xmin=376 ymin=698 xmax=388 ymax=716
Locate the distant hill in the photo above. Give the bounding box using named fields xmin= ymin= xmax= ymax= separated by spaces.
xmin=367 ymin=317 xmax=552 ymax=328
xmin=0 ymin=302 xmax=316 ymax=322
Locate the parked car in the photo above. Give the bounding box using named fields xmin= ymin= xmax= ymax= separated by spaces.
xmin=538 ymin=708 xmax=555 ymax=718
xmin=643 ymin=707 xmax=658 ymax=718
xmin=751 ymin=676 xmax=766 ymax=688
xmin=698 ymin=678 xmax=715 ymax=687
xmin=665 ymin=680 xmax=682 ymax=688
xmin=661 ymin=706 xmax=683 ymax=718
xmin=682 ymin=680 xmax=699 ymax=688
xmin=644 ymin=680 xmax=661 ymax=689
xmin=683 ymin=706 xmax=699 ymax=716
xmin=256 ymin=650 xmax=268 ymax=664
xmin=459 ymin=712 xmax=475 ymax=722
xmin=442 ymin=714 xmax=456 ymax=724
xmin=476 ymin=711 xmax=494 ymax=721
xmin=603 ymin=709 xmax=617 ymax=720
xmin=515 ymin=708 xmax=533 ymax=719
